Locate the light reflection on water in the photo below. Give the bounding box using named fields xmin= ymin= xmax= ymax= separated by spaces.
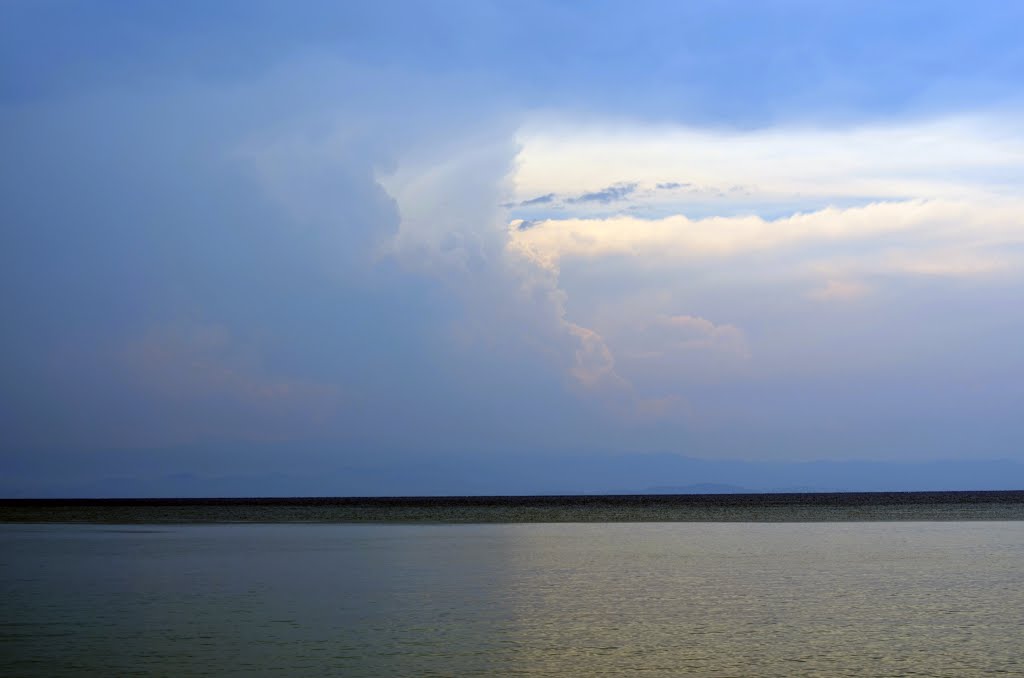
xmin=2 ymin=522 xmax=1023 ymax=676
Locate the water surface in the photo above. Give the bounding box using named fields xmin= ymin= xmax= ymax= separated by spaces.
xmin=2 ymin=521 xmax=1023 ymax=676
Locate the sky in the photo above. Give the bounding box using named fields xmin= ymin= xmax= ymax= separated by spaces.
xmin=2 ymin=1 xmax=1024 ymax=496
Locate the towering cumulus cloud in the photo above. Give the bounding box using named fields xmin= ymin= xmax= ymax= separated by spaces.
xmin=2 ymin=1 xmax=1023 ymax=494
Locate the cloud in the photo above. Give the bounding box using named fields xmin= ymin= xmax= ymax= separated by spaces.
xmin=614 ymin=315 xmax=751 ymax=385
xmin=567 ymin=182 xmax=638 ymax=204
xmin=509 ymin=199 xmax=1024 ymax=279
xmin=566 ymin=324 xmax=618 ymax=387
xmin=5 ymin=1 xmax=1024 ymax=496
xmin=0 ymin=54 xmax=641 ymax=456
xmin=519 ymin=193 xmax=557 ymax=206
xmin=120 ymin=323 xmax=344 ymax=444
xmin=881 ymin=249 xmax=1012 ymax=277
xmin=514 ymin=115 xmax=1024 ymax=213
xmin=509 ymin=183 xmax=642 ymax=213
xmin=654 ymin=315 xmax=750 ymax=358
xmin=377 ymin=122 xmax=632 ymax=402
xmin=808 ymin=280 xmax=871 ymax=301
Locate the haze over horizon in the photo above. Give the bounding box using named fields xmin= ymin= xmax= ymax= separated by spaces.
xmin=3 ymin=1 xmax=1023 ymax=496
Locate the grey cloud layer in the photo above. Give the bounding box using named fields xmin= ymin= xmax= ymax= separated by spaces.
xmin=0 ymin=63 xmax=621 ymax=466
xmin=3 ymin=1 xmax=1024 ymax=495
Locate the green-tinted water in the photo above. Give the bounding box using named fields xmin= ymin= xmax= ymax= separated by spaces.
xmin=2 ymin=522 xmax=1022 ymax=676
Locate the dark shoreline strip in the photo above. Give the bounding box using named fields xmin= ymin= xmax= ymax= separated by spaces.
xmin=2 ymin=491 xmax=1023 ymax=523
xmin=4 ymin=490 xmax=1024 ymax=507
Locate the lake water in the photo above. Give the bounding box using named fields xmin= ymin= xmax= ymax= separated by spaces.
xmin=2 ymin=521 xmax=1023 ymax=676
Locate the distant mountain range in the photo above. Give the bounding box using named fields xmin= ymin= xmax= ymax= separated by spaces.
xmin=2 ymin=447 xmax=1022 ymax=497
xmin=644 ymin=483 xmax=754 ymax=494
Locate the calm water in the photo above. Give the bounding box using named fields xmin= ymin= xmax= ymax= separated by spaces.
xmin=2 ymin=522 xmax=1023 ymax=676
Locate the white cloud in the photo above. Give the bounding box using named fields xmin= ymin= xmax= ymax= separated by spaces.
xmin=509 ymin=113 xmax=1024 ymax=303
xmin=387 ymin=113 xmax=1024 ymax=421
xmin=376 ymin=126 xmax=633 ymax=399
xmin=358 ymin=112 xmax=1024 ymax=422
xmin=496 ymin=113 xmax=1024 ymax=419
xmin=514 ymin=114 xmax=1024 ymax=210
xmin=509 ymin=199 xmax=1024 ymax=278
